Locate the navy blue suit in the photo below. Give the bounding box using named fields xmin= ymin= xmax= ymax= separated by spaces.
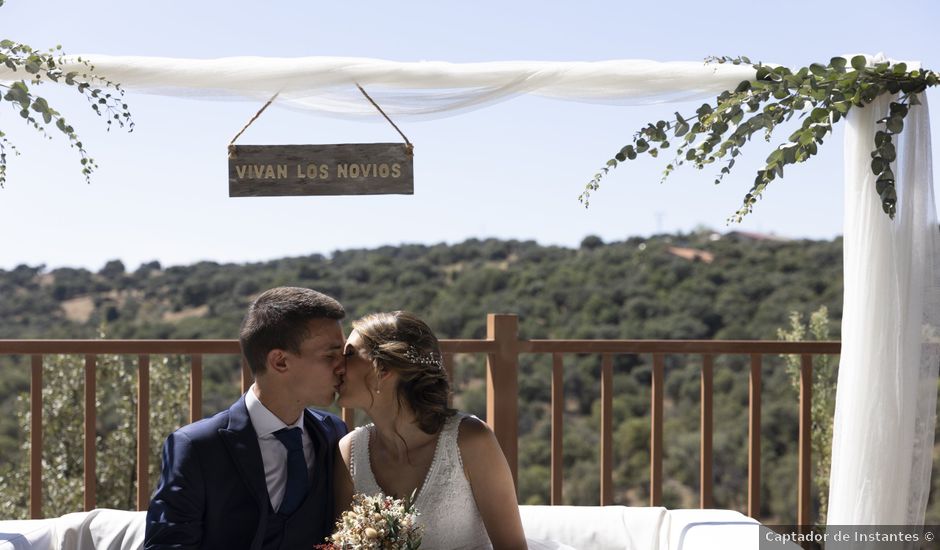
xmin=145 ymin=395 xmax=347 ymax=550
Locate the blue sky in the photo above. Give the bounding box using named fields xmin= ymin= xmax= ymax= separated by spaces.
xmin=1 ymin=0 xmax=938 ymax=270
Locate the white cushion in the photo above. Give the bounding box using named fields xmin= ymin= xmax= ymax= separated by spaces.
xmin=520 ymin=505 xmax=667 ymax=550
xmin=54 ymin=509 xmax=144 ymax=550
xmin=1 ymin=506 xmax=785 ymax=550
xmin=658 ymin=509 xmax=761 ymax=550
xmin=0 ymin=518 xmax=57 ymax=550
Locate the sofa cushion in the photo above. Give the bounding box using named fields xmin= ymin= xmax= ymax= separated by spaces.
xmin=0 ymin=518 xmax=57 ymax=550
xmin=1 ymin=505 xmax=782 ymax=550
xmin=55 ymin=509 xmax=144 ymax=550
xmin=520 ymin=505 xmax=667 ymax=550
xmin=659 ymin=508 xmax=763 ymax=550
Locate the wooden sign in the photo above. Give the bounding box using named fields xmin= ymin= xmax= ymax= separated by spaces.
xmin=228 ymin=143 xmax=413 ymax=197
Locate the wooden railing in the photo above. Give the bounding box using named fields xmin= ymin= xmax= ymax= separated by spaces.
xmin=0 ymin=314 xmax=840 ymax=523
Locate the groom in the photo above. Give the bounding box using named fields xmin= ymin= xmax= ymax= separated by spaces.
xmin=145 ymin=287 xmax=349 ymax=550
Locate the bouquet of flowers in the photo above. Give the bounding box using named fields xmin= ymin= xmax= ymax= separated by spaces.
xmin=317 ymin=492 xmax=422 ymax=550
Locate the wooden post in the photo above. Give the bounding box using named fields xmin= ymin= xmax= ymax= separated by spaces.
xmin=342 ymin=408 xmax=356 ymax=428
xmin=444 ymin=353 xmax=455 ymax=409
xmin=241 ymin=357 xmax=252 ymax=394
xmin=137 ymin=355 xmax=150 ymax=511
xmin=30 ymin=355 xmax=43 ymax=519
xmin=700 ymin=354 xmax=714 ymax=509
xmin=650 ymin=354 xmax=664 ymax=506
xmin=486 ymin=314 xmax=519 ymax=489
xmin=748 ymin=354 xmax=762 ymax=519
xmin=84 ymin=355 xmax=97 ymax=511
xmin=551 ymin=353 xmax=564 ymax=505
xmin=190 ymin=354 xmax=203 ymax=423
xmin=600 ymin=354 xmax=614 ymax=505
xmin=798 ymin=355 xmax=813 ymax=527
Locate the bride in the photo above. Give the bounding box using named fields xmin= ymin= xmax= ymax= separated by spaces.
xmin=333 ymin=311 xmax=528 ymax=550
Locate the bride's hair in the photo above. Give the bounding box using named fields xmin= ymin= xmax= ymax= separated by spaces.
xmin=352 ymin=311 xmax=456 ymax=434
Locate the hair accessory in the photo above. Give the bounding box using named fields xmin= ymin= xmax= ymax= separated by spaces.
xmin=403 ymin=347 xmax=444 ymax=371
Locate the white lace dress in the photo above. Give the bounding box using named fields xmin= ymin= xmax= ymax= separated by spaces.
xmin=349 ymin=413 xmax=492 ymax=549
xmin=348 ymin=413 xmax=576 ymax=550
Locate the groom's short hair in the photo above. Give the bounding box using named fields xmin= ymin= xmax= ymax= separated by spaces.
xmin=239 ymin=286 xmax=345 ymax=375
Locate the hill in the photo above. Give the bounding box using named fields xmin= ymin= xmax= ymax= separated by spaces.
xmin=0 ymin=230 xmax=848 ymax=520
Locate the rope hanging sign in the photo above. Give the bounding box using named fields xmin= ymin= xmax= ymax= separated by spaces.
xmin=227 ymin=85 xmax=413 ymax=197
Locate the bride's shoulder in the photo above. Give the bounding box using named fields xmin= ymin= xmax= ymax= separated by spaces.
xmin=455 ymin=412 xmax=487 ymax=432
xmin=455 ymin=413 xmax=498 ymax=455
xmin=338 ymin=423 xmax=372 ymax=462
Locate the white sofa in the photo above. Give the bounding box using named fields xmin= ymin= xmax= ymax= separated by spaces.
xmin=0 ymin=506 xmax=789 ymax=550
xmin=520 ymin=506 xmax=781 ymax=550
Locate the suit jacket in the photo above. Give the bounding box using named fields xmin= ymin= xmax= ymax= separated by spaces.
xmin=144 ymin=395 xmax=347 ymax=550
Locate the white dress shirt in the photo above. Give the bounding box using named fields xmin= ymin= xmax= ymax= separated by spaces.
xmin=245 ymin=384 xmax=315 ymax=512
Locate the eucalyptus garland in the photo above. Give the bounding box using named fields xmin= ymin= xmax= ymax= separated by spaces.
xmin=582 ymin=55 xmax=938 ymax=221
xmin=0 ymin=4 xmax=133 ymax=189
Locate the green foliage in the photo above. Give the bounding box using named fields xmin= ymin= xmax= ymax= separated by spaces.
xmin=0 ymin=332 xmax=189 ymax=518
xmin=0 ymin=3 xmax=133 ymax=188
xmin=777 ymin=306 xmax=837 ymax=525
xmin=0 ymin=234 xmax=848 ymax=519
xmin=582 ymin=55 xmax=939 ymax=221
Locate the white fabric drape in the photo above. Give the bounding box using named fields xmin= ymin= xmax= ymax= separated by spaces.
xmin=829 ymin=92 xmax=940 ymax=525
xmin=1 ymin=54 xmax=935 ymax=524
xmin=0 ymin=56 xmax=756 ymax=118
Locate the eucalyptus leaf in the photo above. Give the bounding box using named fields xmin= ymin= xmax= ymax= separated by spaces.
xmin=880 ymin=186 xmax=897 ymax=202
xmin=876 ymin=176 xmax=895 ymax=196
xmin=861 ymin=86 xmax=881 ymax=103
xmin=582 ymin=54 xmax=937 ymax=222
xmin=886 ymin=116 xmax=904 ymax=134
xmin=880 ymin=142 xmax=897 ymax=162
xmin=890 ymin=103 xmax=909 ymax=116
xmin=0 ymin=36 xmax=134 ymax=188
xmin=810 ymin=108 xmax=829 ymax=122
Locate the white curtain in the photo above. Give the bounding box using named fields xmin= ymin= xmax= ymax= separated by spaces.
xmin=829 ymin=89 xmax=940 ymax=525
xmin=0 ymin=56 xmax=756 ymax=118
xmin=2 ymin=54 xmax=935 ymax=524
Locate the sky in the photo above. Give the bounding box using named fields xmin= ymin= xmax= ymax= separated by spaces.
xmin=0 ymin=0 xmax=938 ymax=271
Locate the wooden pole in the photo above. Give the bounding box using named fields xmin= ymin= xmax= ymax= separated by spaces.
xmin=650 ymin=354 xmax=664 ymax=506
xmin=84 ymin=354 xmax=97 ymax=511
xmin=700 ymin=354 xmax=714 ymax=509
xmin=486 ymin=314 xmax=519 ymax=489
xmin=30 ymin=355 xmax=43 ymax=519
xmin=551 ymin=353 xmax=564 ymax=504
xmin=748 ymin=354 xmax=762 ymax=519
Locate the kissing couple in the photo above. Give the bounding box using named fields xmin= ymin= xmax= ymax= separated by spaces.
xmin=144 ymin=286 xmax=533 ymax=550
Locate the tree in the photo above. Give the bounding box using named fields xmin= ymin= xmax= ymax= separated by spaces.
xmin=0 ymin=337 xmax=189 ymax=518
xmin=0 ymin=0 xmax=133 ymax=189
xmin=777 ymin=306 xmax=837 ymax=525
